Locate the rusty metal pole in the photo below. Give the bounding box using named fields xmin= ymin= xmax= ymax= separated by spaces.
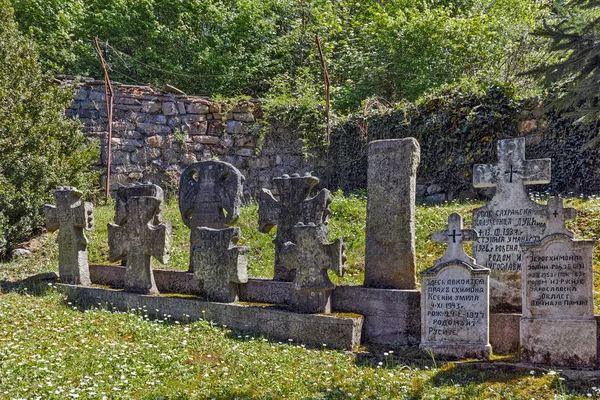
xmin=315 ymin=34 xmax=331 ymax=144
xmin=94 ymin=37 xmax=115 ymax=201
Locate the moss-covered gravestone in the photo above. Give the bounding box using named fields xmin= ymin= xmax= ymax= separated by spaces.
xmin=45 ymin=187 xmax=95 ymax=285
xmin=421 ymin=213 xmax=491 ymax=360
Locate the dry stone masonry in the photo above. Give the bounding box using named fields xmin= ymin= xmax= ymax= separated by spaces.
xmin=365 ymin=138 xmax=420 ymax=289
xmin=108 ymin=189 xmax=172 ymax=294
xmin=520 ymin=197 xmax=597 ymax=367
xmin=280 ymin=223 xmax=346 ymax=313
xmin=258 ymin=173 xmax=331 ymax=281
xmin=420 ymin=213 xmax=491 ymax=360
xmin=66 ymin=80 xmax=311 ymax=196
xmin=472 ymin=137 xmax=551 ymax=311
xmin=191 ymin=227 xmax=249 ymax=303
xmin=44 ymin=187 xmax=95 ymax=285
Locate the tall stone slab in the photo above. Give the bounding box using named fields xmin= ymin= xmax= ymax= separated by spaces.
xmin=280 ymin=223 xmax=346 ymax=313
xmin=472 ymin=137 xmax=551 ymax=311
xmin=108 ymin=195 xmax=171 ymax=294
xmin=420 ymin=213 xmax=491 ymax=359
xmin=44 ymin=187 xmax=94 ymax=285
xmin=179 ymin=161 xmax=244 ymax=271
xmin=191 ymin=227 xmax=249 ymax=303
xmin=258 ymin=173 xmax=331 ymax=281
xmin=520 ymin=197 xmax=596 ymax=367
xmin=365 ymin=138 xmax=420 ymax=289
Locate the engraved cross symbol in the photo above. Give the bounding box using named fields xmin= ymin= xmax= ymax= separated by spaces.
xmin=432 ymin=213 xmax=478 ymax=265
xmin=504 ymin=165 xmax=522 ymax=184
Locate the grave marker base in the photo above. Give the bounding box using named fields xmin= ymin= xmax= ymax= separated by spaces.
xmin=420 ymin=343 xmax=491 ymax=360
xmin=521 ymin=319 xmax=597 ymax=367
xmin=56 ymin=283 xmax=363 ymax=351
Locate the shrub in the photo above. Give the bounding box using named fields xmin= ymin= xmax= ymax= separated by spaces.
xmin=0 ymin=1 xmax=99 ymax=258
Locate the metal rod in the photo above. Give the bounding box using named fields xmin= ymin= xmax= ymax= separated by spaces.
xmin=314 ymin=34 xmax=331 ymax=144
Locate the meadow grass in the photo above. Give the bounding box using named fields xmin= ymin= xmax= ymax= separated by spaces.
xmin=2 ymin=192 xmax=600 ymax=398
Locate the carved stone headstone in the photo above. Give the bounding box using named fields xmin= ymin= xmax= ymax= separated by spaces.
xmin=115 ymin=183 xmax=164 ymax=266
xmin=421 ymin=213 xmax=491 ymax=360
xmin=258 ymin=173 xmax=331 ymax=281
xmin=108 ymin=195 xmax=171 ymax=294
xmin=179 ymin=161 xmax=244 ymax=271
xmin=280 ymin=223 xmax=346 ymax=313
xmin=191 ymin=227 xmax=249 ymax=303
xmin=520 ymin=197 xmax=596 ymax=367
xmin=365 ymin=138 xmax=420 ymax=289
xmin=472 ymin=137 xmax=551 ymax=311
xmin=44 ymin=187 xmax=94 ymax=285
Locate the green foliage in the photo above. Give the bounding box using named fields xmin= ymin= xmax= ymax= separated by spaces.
xmin=0 ymin=1 xmax=99 ymax=258
xmin=12 ymin=0 xmax=549 ymax=111
xmin=531 ymin=0 xmax=600 ymax=123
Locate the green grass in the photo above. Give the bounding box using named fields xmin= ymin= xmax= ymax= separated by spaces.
xmin=3 ymin=192 xmax=600 ymax=398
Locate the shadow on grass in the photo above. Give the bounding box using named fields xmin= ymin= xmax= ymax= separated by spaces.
xmin=0 ymin=272 xmax=58 ymax=295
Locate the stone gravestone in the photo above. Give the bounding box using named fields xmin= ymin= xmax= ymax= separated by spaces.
xmin=420 ymin=213 xmax=491 ymax=359
xmin=191 ymin=227 xmax=249 ymax=303
xmin=108 ymin=195 xmax=171 ymax=294
xmin=179 ymin=161 xmax=244 ymax=271
xmin=258 ymin=173 xmax=331 ymax=281
xmin=472 ymin=137 xmax=551 ymax=311
xmin=114 ymin=183 xmax=164 ymax=266
xmin=365 ymin=138 xmax=420 ymax=289
xmin=520 ymin=197 xmax=596 ymax=367
xmin=44 ymin=187 xmax=95 ymax=285
xmin=280 ymin=222 xmax=346 ymax=313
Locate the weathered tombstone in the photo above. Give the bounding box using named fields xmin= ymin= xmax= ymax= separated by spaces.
xmin=258 ymin=173 xmax=331 ymax=281
xmin=191 ymin=227 xmax=249 ymax=302
xmin=108 ymin=195 xmax=171 ymax=294
xmin=179 ymin=161 xmax=244 ymax=271
xmin=472 ymin=137 xmax=551 ymax=311
xmin=420 ymin=213 xmax=491 ymax=359
xmin=280 ymin=222 xmax=346 ymax=313
xmin=114 ymin=183 xmax=164 ymax=266
xmin=520 ymin=197 xmax=596 ymax=367
xmin=364 ymin=138 xmax=420 ymax=289
xmin=44 ymin=187 xmax=94 ymax=285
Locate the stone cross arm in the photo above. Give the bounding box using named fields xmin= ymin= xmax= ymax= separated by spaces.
xmin=432 ymin=212 xmax=478 ymax=265
xmin=107 ymin=221 xmax=171 ymax=264
xmin=257 ymin=188 xmax=280 ymax=233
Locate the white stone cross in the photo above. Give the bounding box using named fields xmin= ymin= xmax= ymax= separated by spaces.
xmin=432 ymin=213 xmax=478 ymax=265
xmin=544 ymin=196 xmax=577 ymax=238
xmin=473 ymin=138 xmax=551 ymax=191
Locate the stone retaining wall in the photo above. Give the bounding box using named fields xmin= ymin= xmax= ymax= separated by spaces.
xmin=66 ymin=79 xmax=311 ymax=196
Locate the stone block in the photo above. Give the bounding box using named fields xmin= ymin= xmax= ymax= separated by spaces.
xmin=195 ymin=135 xmax=220 ymax=145
xmin=225 ymin=121 xmax=248 ymax=134
xmin=236 ymin=148 xmax=254 ymax=157
xmin=234 ymin=112 xmax=254 ymax=122
xmin=489 ymin=313 xmax=520 ymax=355
xmin=137 ymin=123 xmax=171 ymax=135
xmin=56 ymin=284 xmax=363 ymax=351
xmin=162 ymin=102 xmax=177 ymax=116
xmin=187 ymin=103 xmax=210 ymax=114
xmin=89 ymin=91 xmax=106 ymax=102
xmin=142 ymin=101 xmax=162 ymax=114
xmin=145 ymin=135 xmax=167 ymax=148
xmin=365 ymin=138 xmax=420 ymax=289
xmin=176 ymin=101 xmax=186 ymax=114
xmin=73 ymin=88 xmax=89 ymax=101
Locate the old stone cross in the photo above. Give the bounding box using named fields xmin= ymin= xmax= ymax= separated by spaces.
xmin=44 ymin=187 xmax=94 ymax=285
xmin=280 ymin=222 xmax=345 ymax=313
xmin=108 ymin=196 xmax=171 ymax=294
xmin=258 ymin=173 xmax=331 ymax=281
xmin=432 ymin=213 xmax=478 ymax=265
xmin=191 ymin=227 xmax=249 ymax=303
xmin=179 ymin=161 xmax=244 ymax=271
xmin=543 ymin=196 xmax=577 ymax=238
xmin=473 ymin=137 xmax=551 ymax=192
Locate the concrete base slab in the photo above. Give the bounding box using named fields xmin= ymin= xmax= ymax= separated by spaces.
xmin=333 ymin=286 xmax=420 ymax=346
xmin=420 ymin=343 xmax=491 ymax=360
xmin=89 ymin=265 xmax=420 ymax=346
xmin=56 ymin=283 xmax=363 ymax=351
xmin=521 ymin=318 xmax=597 ymax=367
